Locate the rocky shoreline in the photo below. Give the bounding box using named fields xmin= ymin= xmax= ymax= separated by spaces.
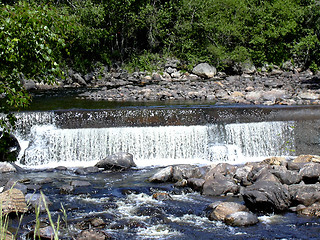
xmin=2 ymin=153 xmax=320 ymax=239
xmin=23 ymin=61 xmax=320 ymax=106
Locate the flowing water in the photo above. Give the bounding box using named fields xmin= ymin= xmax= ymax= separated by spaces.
xmin=5 ymin=95 xmax=320 ymax=239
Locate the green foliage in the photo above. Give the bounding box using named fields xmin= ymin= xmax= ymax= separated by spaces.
xmin=124 ymin=51 xmax=166 ymax=73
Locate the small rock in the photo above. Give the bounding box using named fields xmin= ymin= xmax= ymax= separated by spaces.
xmin=224 ymin=211 xmax=259 ymax=226
xmin=208 ymin=202 xmax=248 ymax=221
xmin=77 ymin=229 xmax=112 ymax=240
xmin=152 ymin=192 xmax=172 ymax=201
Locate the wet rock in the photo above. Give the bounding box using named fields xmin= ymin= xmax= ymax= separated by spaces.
xmin=173 ymin=179 xmax=188 ymax=187
xmin=172 ymin=164 xmax=201 ymax=182
xmin=54 ymin=166 xmax=68 ymax=171
xmin=299 ymin=162 xmax=320 ymax=183
xmin=95 ymin=152 xmax=136 ymax=170
xmin=149 ymin=166 xmax=173 ymax=183
xmin=289 ymin=183 xmax=320 ymax=206
xmin=193 ymin=63 xmax=216 ymax=78
xmin=243 ymin=181 xmax=291 ymax=212
xmin=75 ymin=166 xmax=100 ymax=175
xmin=135 ymin=205 xmax=165 ymax=217
xmin=224 ymin=211 xmax=259 ymax=226
xmin=271 ymin=166 xmax=301 ymax=185
xmin=71 ymin=180 xmax=92 ymax=187
xmin=208 ymin=202 xmax=248 ymax=221
xmin=60 ymin=184 xmax=75 ymax=194
xmin=4 ymin=179 xmax=27 ymax=194
xmin=27 ymin=225 xmax=56 ymax=240
xmin=0 ymin=188 xmax=27 ymax=214
xmin=25 ymin=193 xmax=52 ymax=212
xmin=152 ymin=192 xmax=172 ymax=201
xmin=77 ymin=229 xmax=112 ymax=240
xmin=233 ymin=165 xmax=253 ymax=186
xmin=202 ymin=172 xmax=239 ymax=196
xmin=250 ymin=166 xmax=281 ymax=183
xmin=297 ymin=202 xmax=320 ymax=217
xmin=187 ymin=178 xmax=205 ymax=191
xmin=205 ymin=163 xmax=237 ymax=179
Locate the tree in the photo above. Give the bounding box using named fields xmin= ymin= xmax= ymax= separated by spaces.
xmin=0 ymin=1 xmax=66 ymax=161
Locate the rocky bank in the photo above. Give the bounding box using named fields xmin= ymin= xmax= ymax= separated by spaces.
xmin=23 ymin=61 xmax=320 ymax=106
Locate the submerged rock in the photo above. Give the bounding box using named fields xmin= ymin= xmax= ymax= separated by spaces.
xmin=95 ymin=152 xmax=136 ymax=170
xmin=25 ymin=193 xmax=52 ymax=212
xmin=152 ymin=192 xmax=172 ymax=201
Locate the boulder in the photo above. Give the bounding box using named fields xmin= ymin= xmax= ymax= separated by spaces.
xmin=187 ymin=178 xmax=205 ymax=192
xmin=242 ymin=181 xmax=291 ymax=212
xmin=172 ymin=164 xmax=201 ymax=182
xmin=289 ymin=184 xmax=320 ymax=206
xmin=149 ymin=166 xmax=173 ymax=183
xmin=95 ymin=152 xmax=136 ymax=170
xmin=202 ymin=172 xmax=239 ymax=196
xmin=299 ymin=162 xmax=320 ymax=183
xmin=193 ymin=63 xmax=216 ymax=78
xmin=271 ymin=166 xmax=301 ymax=185
xmin=233 ymin=165 xmax=253 ymax=186
xmin=294 ymin=155 xmax=320 ymax=163
xmin=224 ymin=211 xmax=259 ymax=226
xmin=208 ymin=202 xmax=248 ymax=221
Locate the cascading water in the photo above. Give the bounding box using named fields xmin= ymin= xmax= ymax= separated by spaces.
xmin=14 ymin=108 xmax=296 ymax=167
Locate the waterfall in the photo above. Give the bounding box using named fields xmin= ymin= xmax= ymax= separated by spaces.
xmin=15 ymin=109 xmax=295 ymax=167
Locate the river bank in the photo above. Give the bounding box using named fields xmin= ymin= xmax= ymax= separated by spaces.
xmin=23 ymin=62 xmax=320 ymax=106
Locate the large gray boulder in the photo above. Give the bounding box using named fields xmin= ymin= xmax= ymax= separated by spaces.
xmin=299 ymin=162 xmax=320 ymax=183
xmin=289 ymin=183 xmax=320 ymax=206
xmin=192 ymin=63 xmax=216 ymax=79
xmin=242 ymin=180 xmax=291 ymax=212
xmin=202 ymin=172 xmax=239 ymax=196
xmin=95 ymin=152 xmax=136 ymax=170
xmin=149 ymin=166 xmax=173 ymax=183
